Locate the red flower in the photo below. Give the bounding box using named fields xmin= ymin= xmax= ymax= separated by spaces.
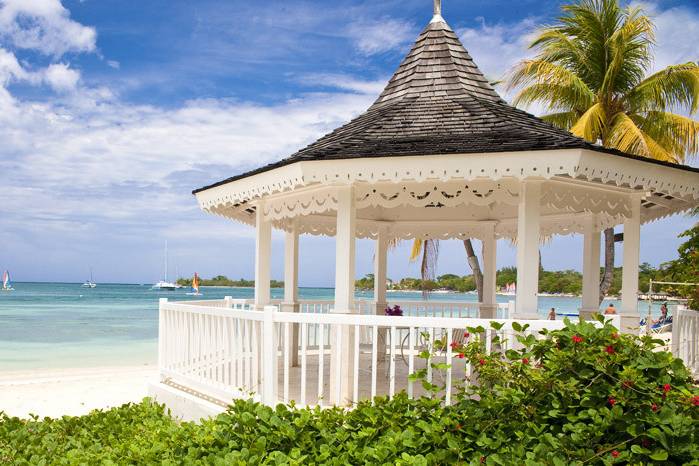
xmin=651 ymin=403 xmax=659 ymax=412
xmin=458 ymin=353 xmax=465 ymax=359
xmin=611 ymin=450 xmax=619 ymax=458
xmin=463 ymin=332 xmax=470 ymax=338
xmin=605 ymin=345 xmax=615 ymax=354
xmin=691 ymin=395 xmax=699 ymax=407
xmin=572 ymin=335 xmax=583 ymax=344
xmin=522 ymin=357 xmax=529 ymax=365
xmin=608 ymin=397 xmax=616 ymax=407
xmin=663 ymin=383 xmax=671 ymax=393
xmin=611 ymin=332 xmax=619 ymax=339
xmin=449 ymin=341 xmax=459 ymax=349
xmin=479 ymin=359 xmax=486 ymax=366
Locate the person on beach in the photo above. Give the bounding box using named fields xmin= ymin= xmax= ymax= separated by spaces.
xmin=604 ymin=303 xmax=617 ymax=315
xmin=547 ymin=308 xmax=556 ymax=320
xmin=653 ymin=303 xmax=669 ymax=325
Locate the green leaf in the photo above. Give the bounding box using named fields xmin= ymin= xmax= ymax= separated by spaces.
xmin=649 ymin=450 xmax=668 ymax=461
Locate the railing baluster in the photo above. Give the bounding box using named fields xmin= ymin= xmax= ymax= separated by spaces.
xmin=427 ymin=327 xmax=434 ymax=384
xmin=389 ymin=326 xmax=396 ymax=398
xmin=408 ymin=326 xmax=415 ymax=399
xmin=301 ymin=323 xmax=307 ymax=406
xmin=318 ymin=323 xmax=324 ymax=405
xmin=353 ymin=324 xmax=360 ymax=403
xmin=371 ymin=325 xmax=378 ymax=399
xmin=445 ymin=329 xmax=453 ymax=405
xmin=283 ymin=321 xmax=290 ymax=403
xmin=486 ymin=329 xmax=492 ymax=355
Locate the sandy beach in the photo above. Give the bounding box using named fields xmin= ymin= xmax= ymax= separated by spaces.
xmin=0 ymin=365 xmax=157 ymax=419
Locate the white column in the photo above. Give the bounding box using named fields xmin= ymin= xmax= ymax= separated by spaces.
xmin=580 ymin=216 xmax=601 ymax=319
xmin=333 ymin=186 xmax=356 ymax=313
xmin=515 ymin=180 xmax=542 ymax=318
xmin=282 ymin=226 xmax=300 ymax=366
xmin=620 ymin=196 xmax=642 ymax=331
xmin=254 ymin=202 xmax=272 ymax=310
xmin=373 ymin=231 xmax=388 ymax=315
xmin=330 ymin=185 xmax=356 ymax=405
xmin=481 ymin=226 xmax=497 ymax=318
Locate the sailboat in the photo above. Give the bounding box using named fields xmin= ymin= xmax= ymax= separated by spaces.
xmin=152 ymin=241 xmax=177 ymax=291
xmin=82 ymin=268 xmax=97 ymax=288
xmin=186 ymin=272 xmax=202 ymax=296
xmin=2 ymin=270 xmax=14 ymax=291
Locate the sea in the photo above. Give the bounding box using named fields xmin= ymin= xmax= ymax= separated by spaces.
xmin=0 ymin=282 xmax=669 ymax=371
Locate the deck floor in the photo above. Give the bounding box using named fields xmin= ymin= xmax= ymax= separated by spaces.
xmin=274 ymin=350 xmax=471 ymax=406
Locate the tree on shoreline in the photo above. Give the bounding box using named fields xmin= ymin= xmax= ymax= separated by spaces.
xmin=508 ymin=0 xmax=699 ymax=304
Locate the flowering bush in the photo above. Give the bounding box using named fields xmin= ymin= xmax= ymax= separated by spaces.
xmin=384 ymin=304 xmax=403 ymax=316
xmin=410 ymin=316 xmax=699 ymax=463
xmin=1 ymin=318 xmax=696 ymax=464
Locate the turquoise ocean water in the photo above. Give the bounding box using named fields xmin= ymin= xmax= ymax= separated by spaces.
xmin=0 ymin=283 xmax=663 ymax=371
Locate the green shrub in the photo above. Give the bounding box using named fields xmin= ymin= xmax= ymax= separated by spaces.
xmin=1 ymin=319 xmax=697 ymax=465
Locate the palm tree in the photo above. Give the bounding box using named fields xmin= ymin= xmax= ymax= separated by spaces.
xmin=508 ymin=0 xmax=699 ymax=302
xmin=409 ymin=239 xmax=484 ymax=299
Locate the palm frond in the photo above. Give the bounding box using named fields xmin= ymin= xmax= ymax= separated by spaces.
xmin=570 ymin=103 xmax=606 ymax=141
xmin=600 ymin=8 xmax=654 ymax=96
xmin=628 ymin=63 xmax=699 ymax=114
xmin=509 ymin=60 xmax=595 ymax=110
xmin=409 ymin=239 xmax=423 ymax=262
xmin=540 ymin=111 xmax=580 ymax=130
xmin=635 ymin=111 xmax=699 ymax=162
xmin=607 ymin=112 xmax=674 ymax=161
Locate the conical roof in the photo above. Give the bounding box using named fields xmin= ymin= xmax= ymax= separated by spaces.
xmin=194 ymin=8 xmax=695 ymax=194
xmin=267 ymin=15 xmax=589 ymax=162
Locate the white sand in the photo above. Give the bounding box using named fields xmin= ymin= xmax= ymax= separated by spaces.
xmin=0 ymin=365 xmax=157 ymax=419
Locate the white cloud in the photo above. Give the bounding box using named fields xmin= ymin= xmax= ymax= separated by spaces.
xmin=633 ymin=2 xmax=699 ymax=73
xmin=43 ymin=62 xmax=79 ymax=91
xmin=346 ymin=17 xmax=415 ymax=55
xmin=106 ymin=60 xmax=120 ymax=69
xmin=0 ymin=46 xmax=27 ymax=84
xmin=455 ymin=16 xmax=538 ymax=84
xmin=0 ymin=0 xmax=96 ymax=57
xmin=298 ymin=73 xmax=387 ymax=95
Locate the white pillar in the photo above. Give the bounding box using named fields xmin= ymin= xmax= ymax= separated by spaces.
xmin=580 ymin=217 xmax=601 ymax=320
xmin=330 ymin=186 xmax=356 ymax=405
xmin=620 ymin=195 xmax=642 ymax=332
xmin=481 ymin=226 xmax=497 ymax=318
xmin=254 ymin=202 xmax=272 ymax=309
xmin=282 ymin=227 xmax=300 ymax=366
xmin=333 ymin=186 xmax=356 ymax=313
xmin=515 ymin=180 xmax=541 ymax=318
xmin=373 ymin=231 xmax=388 ymax=315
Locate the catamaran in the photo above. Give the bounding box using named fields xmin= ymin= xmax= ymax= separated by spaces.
xmin=186 ymin=272 xmax=202 ymax=296
xmin=82 ymin=268 xmax=97 ymax=288
xmin=152 ymin=241 xmax=177 ymax=291
xmin=2 ymin=270 xmax=14 ymax=291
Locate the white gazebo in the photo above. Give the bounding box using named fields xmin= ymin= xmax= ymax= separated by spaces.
xmin=152 ymin=2 xmax=699 ymax=418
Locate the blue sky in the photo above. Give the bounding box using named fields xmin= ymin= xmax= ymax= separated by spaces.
xmin=0 ymin=0 xmax=697 ymax=285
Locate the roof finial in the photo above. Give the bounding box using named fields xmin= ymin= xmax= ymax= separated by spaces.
xmin=431 ymin=0 xmax=444 ymax=22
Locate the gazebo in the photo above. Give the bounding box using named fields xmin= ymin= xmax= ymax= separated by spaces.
xmin=154 ymin=1 xmax=699 ymax=416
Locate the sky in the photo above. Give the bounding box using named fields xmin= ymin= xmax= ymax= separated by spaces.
xmin=0 ymin=0 xmax=697 ymax=286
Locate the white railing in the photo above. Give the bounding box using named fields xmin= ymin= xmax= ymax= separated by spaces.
xmin=361 ymin=299 xmax=512 ymax=318
xmin=672 ymin=309 xmax=699 ymax=376
xmin=158 ymin=298 xmax=563 ymax=408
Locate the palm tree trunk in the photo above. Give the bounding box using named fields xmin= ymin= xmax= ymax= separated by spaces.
xmin=599 ymin=227 xmax=615 ymax=304
xmin=463 ymin=239 xmax=484 ymax=301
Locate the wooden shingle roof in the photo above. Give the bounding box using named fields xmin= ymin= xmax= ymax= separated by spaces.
xmin=194 ymin=13 xmax=698 ymax=194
